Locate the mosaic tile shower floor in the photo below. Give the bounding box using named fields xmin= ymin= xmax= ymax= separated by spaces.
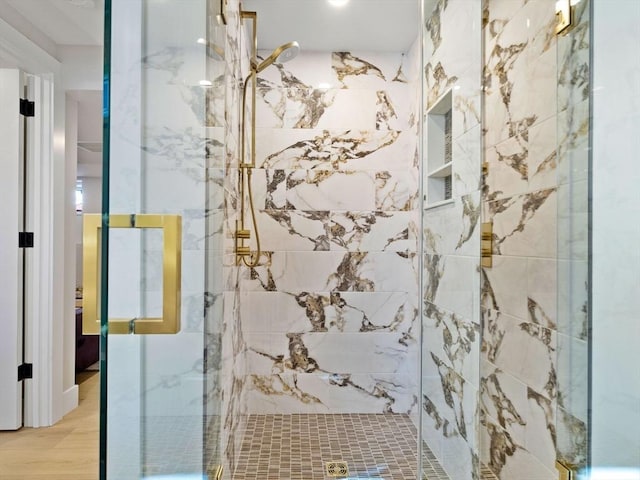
xmin=231 ymin=414 xmax=499 ymax=480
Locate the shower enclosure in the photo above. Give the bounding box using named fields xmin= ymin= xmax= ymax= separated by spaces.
xmin=97 ymin=0 xmax=638 ymax=479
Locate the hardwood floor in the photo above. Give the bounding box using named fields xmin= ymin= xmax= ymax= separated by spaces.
xmin=0 ymin=371 xmax=99 ymax=480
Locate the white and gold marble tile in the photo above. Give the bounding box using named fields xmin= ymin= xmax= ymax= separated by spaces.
xmin=453 ymin=126 xmax=482 ymax=197
xmin=246 ymin=372 xmax=417 ymax=414
xmin=331 ymin=51 xmax=410 ymax=90
xmin=375 ymin=169 xmax=420 ymax=211
xmin=330 ymin=211 xmax=418 ymax=253
xmin=556 ymin=333 xmax=588 ymax=422
xmin=482 ymin=308 xmax=556 ymax=399
xmin=485 ymin=189 xmax=557 ymax=258
xmin=526 ymin=257 xmax=557 ymax=329
xmin=423 ymin=301 xmax=480 ymax=384
xmin=557 ymin=99 xmax=590 ymax=186
xmin=286 ymin=169 xmax=377 ymax=211
xmin=255 ymin=128 xmax=332 ymax=169
xmin=256 ymin=209 xmax=330 ymax=252
xmin=423 ymin=192 xmax=481 ymax=257
xmin=257 ymin=51 xmax=333 ymax=89
xmin=556 ymin=259 xmax=588 ymax=340
xmin=425 ymin=254 xmax=479 ymax=321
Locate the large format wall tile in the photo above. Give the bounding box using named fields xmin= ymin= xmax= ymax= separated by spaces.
xmin=248 ymin=53 xmax=420 ymax=427
xmin=240 ymin=46 xmax=420 ymax=416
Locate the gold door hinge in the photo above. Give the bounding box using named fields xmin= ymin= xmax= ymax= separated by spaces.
xmin=208 ymin=464 xmax=223 ymax=480
xmin=555 ymin=0 xmax=573 ymax=35
xmin=555 ymin=460 xmax=574 ymax=480
xmin=481 ymin=222 xmax=493 ymax=268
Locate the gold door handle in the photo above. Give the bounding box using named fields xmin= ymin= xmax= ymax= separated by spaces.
xmin=481 ymin=222 xmax=493 ymax=268
xmin=82 ymin=214 xmax=182 ymax=335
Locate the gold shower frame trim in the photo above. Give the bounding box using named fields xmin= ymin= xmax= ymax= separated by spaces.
xmin=82 ymin=214 xmax=182 ymax=335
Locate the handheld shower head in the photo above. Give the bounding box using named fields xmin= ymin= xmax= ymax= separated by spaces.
xmin=255 ymin=41 xmax=300 ymax=73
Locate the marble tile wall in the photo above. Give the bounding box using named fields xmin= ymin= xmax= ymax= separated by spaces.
xmin=421 ymin=1 xmax=483 ymax=479
xmin=237 ymin=44 xmax=422 ymax=416
xmin=481 ymin=0 xmax=589 ymax=479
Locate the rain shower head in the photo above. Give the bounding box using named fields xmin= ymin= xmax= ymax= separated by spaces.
xmin=255 ymin=41 xmax=300 ymax=73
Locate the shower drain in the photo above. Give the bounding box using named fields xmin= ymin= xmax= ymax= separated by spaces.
xmin=325 ymin=461 xmax=349 ymax=477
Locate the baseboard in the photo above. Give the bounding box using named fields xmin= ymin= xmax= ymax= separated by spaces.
xmin=62 ymin=384 xmax=79 ymax=416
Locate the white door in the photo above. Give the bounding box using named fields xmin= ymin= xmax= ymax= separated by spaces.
xmin=0 ymin=68 xmax=31 ymax=430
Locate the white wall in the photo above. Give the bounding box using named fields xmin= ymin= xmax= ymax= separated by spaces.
xmin=60 ymin=46 xmax=102 ymax=419
xmin=59 ymin=46 xmax=103 ymax=91
xmin=591 ymin=0 xmax=640 ymax=470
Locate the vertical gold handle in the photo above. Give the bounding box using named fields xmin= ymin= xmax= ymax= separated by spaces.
xmin=82 ymin=214 xmax=182 ymax=335
xmin=481 ymin=222 xmax=493 ymax=268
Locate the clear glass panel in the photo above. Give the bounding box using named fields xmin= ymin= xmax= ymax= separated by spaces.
xmin=101 ymin=1 xmax=640 ymax=480
xmin=219 ymin=1 xmax=424 ymax=478
xmin=101 ymin=0 xmax=225 ymax=478
xmin=556 ymin=0 xmax=591 ymax=476
xmin=590 ymin=1 xmax=640 ymax=478
xmin=479 ymin=0 xmax=585 ymax=479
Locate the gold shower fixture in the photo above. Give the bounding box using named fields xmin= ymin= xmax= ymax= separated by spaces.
xmin=555 ymin=0 xmax=581 ymax=34
xmin=254 ymin=41 xmax=300 ymax=73
xmin=235 ymin=10 xmax=300 ymax=266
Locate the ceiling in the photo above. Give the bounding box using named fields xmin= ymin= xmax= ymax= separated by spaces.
xmin=1 ymin=0 xmax=424 ymax=53
xmin=1 ymin=0 xmax=104 ymax=46
xmin=242 ymin=0 xmax=421 ymax=53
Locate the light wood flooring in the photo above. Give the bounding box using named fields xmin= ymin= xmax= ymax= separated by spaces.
xmin=0 ymin=371 xmax=99 ymax=480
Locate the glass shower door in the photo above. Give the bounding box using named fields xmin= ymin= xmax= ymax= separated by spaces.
xmin=555 ymin=0 xmax=590 ymax=477
xmin=93 ymin=0 xmax=225 ymax=478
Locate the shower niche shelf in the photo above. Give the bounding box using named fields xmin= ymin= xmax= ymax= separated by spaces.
xmin=425 ymin=89 xmax=454 ymax=209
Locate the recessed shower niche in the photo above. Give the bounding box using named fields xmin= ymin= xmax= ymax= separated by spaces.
xmin=425 ymin=88 xmax=453 ymax=208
